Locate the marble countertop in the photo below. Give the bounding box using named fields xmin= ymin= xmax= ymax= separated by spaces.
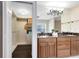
xmin=37 ymin=35 xmax=77 ymax=39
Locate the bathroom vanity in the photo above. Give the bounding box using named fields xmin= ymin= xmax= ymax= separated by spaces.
xmin=37 ymin=35 xmax=79 ymax=58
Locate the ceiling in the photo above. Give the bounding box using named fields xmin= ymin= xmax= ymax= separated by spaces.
xmin=37 ymin=1 xmax=79 ymax=20
xmin=11 ymin=2 xmax=32 ymax=18
xmin=11 ymin=1 xmax=79 ymax=20
xmin=37 ymin=1 xmax=79 ymax=8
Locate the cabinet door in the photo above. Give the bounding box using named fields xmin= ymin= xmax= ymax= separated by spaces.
xmin=48 ymin=38 xmax=56 ymax=57
xmin=57 ymin=49 xmax=70 ymax=58
xmin=76 ymin=37 xmax=79 ymax=55
xmin=39 ymin=42 xmax=48 ymax=58
xmin=48 ymin=43 xmax=56 ymax=57
xmin=71 ymin=36 xmax=79 ymax=56
xmin=57 ymin=37 xmax=70 ymax=57
xmin=38 ymin=38 xmax=56 ymax=58
xmin=71 ymin=37 xmax=77 ymax=56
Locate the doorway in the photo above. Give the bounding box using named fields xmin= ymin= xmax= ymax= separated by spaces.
xmin=11 ymin=1 xmax=32 ymax=58
xmin=3 ymin=1 xmax=37 ymax=58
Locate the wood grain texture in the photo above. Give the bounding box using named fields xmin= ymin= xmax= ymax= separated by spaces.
xmin=38 ymin=36 xmax=79 ymax=58
xmin=38 ymin=37 xmax=56 ymax=58
xmin=71 ymin=36 xmax=77 ymax=56
xmin=57 ymin=37 xmax=70 ymax=57
xmin=71 ymin=36 xmax=79 ymax=56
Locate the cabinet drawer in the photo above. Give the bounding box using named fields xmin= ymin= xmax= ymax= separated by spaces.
xmin=57 ymin=41 xmax=70 ymax=45
xmin=48 ymin=37 xmax=56 ymax=42
xmin=48 ymin=42 xmax=55 ymax=46
xmin=57 ymin=49 xmax=70 ymax=57
xmin=71 ymin=49 xmax=77 ymax=56
xmin=48 ymin=39 xmax=56 ymax=43
xmin=57 ymin=41 xmax=70 ymax=49
xmin=39 ymin=38 xmax=48 ymax=43
xmin=57 ymin=37 xmax=70 ymax=42
xmin=57 ymin=44 xmax=70 ymax=49
xmin=39 ymin=42 xmax=47 ymax=46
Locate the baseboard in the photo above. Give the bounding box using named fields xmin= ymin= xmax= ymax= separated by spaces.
xmin=17 ymin=42 xmax=32 ymax=45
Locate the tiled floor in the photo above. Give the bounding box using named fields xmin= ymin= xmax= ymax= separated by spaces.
xmin=12 ymin=45 xmax=32 ymax=58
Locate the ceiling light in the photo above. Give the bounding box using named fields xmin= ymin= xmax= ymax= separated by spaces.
xmin=18 ymin=8 xmax=29 ymax=15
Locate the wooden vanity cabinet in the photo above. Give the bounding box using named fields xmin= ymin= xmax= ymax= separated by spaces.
xmin=71 ymin=36 xmax=79 ymax=56
xmin=76 ymin=37 xmax=79 ymax=55
xmin=38 ymin=37 xmax=56 ymax=58
xmin=47 ymin=38 xmax=56 ymax=58
xmin=71 ymin=36 xmax=77 ymax=56
xmin=38 ymin=38 xmax=48 ymax=58
xmin=57 ymin=37 xmax=70 ymax=57
xmin=38 ymin=42 xmax=48 ymax=58
xmin=38 ymin=36 xmax=79 ymax=58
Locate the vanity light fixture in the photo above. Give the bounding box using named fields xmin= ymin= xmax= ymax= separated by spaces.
xmin=45 ymin=1 xmax=68 ymax=16
xmin=47 ymin=8 xmax=63 ymax=16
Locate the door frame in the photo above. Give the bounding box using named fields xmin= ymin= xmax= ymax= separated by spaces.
xmin=3 ymin=1 xmax=37 ymax=58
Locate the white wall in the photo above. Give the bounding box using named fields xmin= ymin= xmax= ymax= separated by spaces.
xmin=61 ymin=6 xmax=79 ymax=33
xmin=12 ymin=14 xmax=19 ymax=53
xmin=17 ymin=21 xmax=31 ymax=45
